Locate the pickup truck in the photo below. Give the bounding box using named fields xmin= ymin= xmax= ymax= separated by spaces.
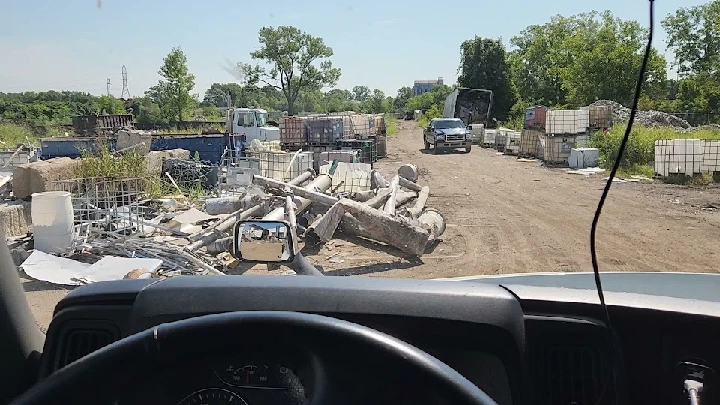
xmin=423 ymin=118 xmax=472 ymax=154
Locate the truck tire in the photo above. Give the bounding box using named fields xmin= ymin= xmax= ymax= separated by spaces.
xmin=433 ymin=143 xmax=440 ymax=155
xmin=424 ymin=140 xmax=430 ymax=150
xmin=465 ymin=145 xmax=472 ymax=153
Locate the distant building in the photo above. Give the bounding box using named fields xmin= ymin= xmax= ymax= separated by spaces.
xmin=413 ymin=77 xmax=444 ymax=96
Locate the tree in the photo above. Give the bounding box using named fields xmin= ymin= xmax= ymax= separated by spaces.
xmin=360 ymin=89 xmax=390 ymax=113
xmin=393 ymin=86 xmax=413 ymax=111
xmin=96 ymin=95 xmax=126 ymax=115
xmin=146 ymin=47 xmax=197 ymax=122
xmin=352 ymin=85 xmax=371 ymax=102
xmin=238 ymin=26 xmax=341 ymax=115
xmin=203 ymin=83 xmax=244 ymax=107
xmin=662 ymin=1 xmax=720 ymax=76
xmin=458 ymin=37 xmax=516 ymax=121
xmin=509 ymin=11 xmax=666 ymax=108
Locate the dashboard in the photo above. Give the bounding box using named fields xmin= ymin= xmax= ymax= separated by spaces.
xmin=31 ymin=274 xmax=720 ymax=405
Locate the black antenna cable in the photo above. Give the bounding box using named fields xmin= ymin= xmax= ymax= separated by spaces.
xmin=590 ymin=0 xmax=655 ymax=403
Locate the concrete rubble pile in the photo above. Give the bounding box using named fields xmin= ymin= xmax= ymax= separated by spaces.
xmin=590 ymin=100 xmax=691 ymax=129
xmin=7 ymin=146 xmax=445 ymax=285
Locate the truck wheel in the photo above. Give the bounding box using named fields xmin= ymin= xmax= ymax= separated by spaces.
xmin=433 ymin=144 xmax=440 ymax=155
xmin=465 ymin=145 xmax=472 ymax=153
xmin=424 ymin=140 xmax=430 ymax=150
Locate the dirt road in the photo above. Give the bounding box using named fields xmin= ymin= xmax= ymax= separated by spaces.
xmin=21 ymin=120 xmax=720 ymax=330
xmin=306 ymin=120 xmax=720 ymax=277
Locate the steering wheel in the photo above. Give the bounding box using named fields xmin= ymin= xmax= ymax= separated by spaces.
xmin=11 ymin=311 xmax=499 ymax=405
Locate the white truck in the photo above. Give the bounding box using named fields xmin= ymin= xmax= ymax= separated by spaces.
xmin=225 ymin=108 xmax=281 ymax=149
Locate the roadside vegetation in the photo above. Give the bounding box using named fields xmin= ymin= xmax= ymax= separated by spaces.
xmin=384 ymin=114 xmax=398 ymax=136
xmin=590 ymin=125 xmax=720 ymax=184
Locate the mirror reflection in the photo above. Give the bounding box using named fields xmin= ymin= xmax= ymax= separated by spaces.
xmin=237 ymin=221 xmax=292 ymax=262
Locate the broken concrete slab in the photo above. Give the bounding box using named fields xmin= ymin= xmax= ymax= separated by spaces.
xmin=12 ymin=157 xmax=81 ymax=199
xmin=116 ymin=130 xmax=152 ymax=155
xmin=146 ymin=149 xmax=191 ymax=176
xmin=0 ymin=201 xmax=31 ymax=237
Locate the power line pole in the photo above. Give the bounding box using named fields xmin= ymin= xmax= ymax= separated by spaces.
xmin=106 ymin=78 xmax=111 ymax=96
xmin=121 ymin=65 xmax=130 ymax=99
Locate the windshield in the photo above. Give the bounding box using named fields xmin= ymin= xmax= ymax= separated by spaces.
xmin=5 ymin=1 xmax=720 ymax=331
xmin=237 ymin=112 xmax=255 ymax=127
xmin=434 ymin=120 xmax=465 ymax=129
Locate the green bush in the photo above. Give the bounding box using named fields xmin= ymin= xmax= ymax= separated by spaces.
xmin=589 ymin=124 xmax=720 ymax=174
xmin=0 ymin=122 xmax=40 ymax=147
xmin=417 ymin=105 xmax=442 ymax=128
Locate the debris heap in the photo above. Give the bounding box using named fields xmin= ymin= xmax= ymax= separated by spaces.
xmin=590 ymin=100 xmax=691 ymax=129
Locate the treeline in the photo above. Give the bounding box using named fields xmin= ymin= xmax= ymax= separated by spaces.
xmin=445 ymin=3 xmax=720 ymax=126
xmin=3 ymin=1 xmax=720 ymax=133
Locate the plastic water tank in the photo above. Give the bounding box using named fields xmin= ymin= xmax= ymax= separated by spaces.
xmin=31 ymin=191 xmax=74 ymax=254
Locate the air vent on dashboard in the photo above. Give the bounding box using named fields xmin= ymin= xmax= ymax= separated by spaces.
xmin=533 ymin=344 xmax=604 ymax=405
xmin=56 ymin=324 xmax=119 ymax=369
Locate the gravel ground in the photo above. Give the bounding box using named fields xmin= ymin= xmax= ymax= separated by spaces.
xmin=21 ymin=119 xmax=720 ymax=330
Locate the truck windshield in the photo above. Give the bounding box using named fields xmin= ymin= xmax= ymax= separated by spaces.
xmin=255 ymin=112 xmax=267 ymax=127
xmin=237 ymin=112 xmax=255 ymax=127
xmin=434 ymin=120 xmax=465 ymax=129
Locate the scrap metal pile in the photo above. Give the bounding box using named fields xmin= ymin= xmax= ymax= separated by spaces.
xmin=15 ymin=159 xmax=445 ymax=284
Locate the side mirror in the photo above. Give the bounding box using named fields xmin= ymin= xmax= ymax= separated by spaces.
xmin=232 ymin=220 xmax=296 ymax=263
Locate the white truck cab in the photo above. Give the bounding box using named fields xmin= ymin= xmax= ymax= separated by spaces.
xmin=226 ymin=108 xmax=281 ymax=147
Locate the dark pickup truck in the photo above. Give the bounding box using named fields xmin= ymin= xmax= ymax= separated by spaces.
xmin=423 ymin=118 xmax=472 ymax=154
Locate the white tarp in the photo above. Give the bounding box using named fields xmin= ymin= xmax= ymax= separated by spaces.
xmin=21 ymin=250 xmax=163 ymax=286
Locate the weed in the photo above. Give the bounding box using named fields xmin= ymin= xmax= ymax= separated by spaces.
xmin=590 ymin=124 xmax=720 ymax=170
xmin=0 ymin=123 xmax=41 ymax=148
xmin=384 ymin=114 xmax=398 ymax=136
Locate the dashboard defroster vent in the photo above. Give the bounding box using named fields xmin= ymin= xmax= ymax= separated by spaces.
xmin=534 ymin=344 xmax=604 ymax=405
xmin=56 ymin=323 xmax=119 ymax=369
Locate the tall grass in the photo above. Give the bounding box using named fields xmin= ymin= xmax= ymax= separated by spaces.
xmin=590 ymin=124 xmax=720 ymax=177
xmin=384 ymin=114 xmax=398 ymax=136
xmin=0 ymin=123 xmax=40 ymax=148
xmin=75 ymin=143 xmax=187 ymax=200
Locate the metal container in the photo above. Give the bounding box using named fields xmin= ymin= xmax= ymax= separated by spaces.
xmin=369 ymin=135 xmax=387 ymax=158
xmin=279 ymin=116 xmax=308 ymax=144
xmin=72 ymin=114 xmax=134 ymax=136
xmin=306 ymin=116 xmax=344 ymax=144
xmin=524 ymin=106 xmax=547 ymax=129
xmin=540 ymin=134 xmax=591 ymax=165
xmin=150 ymin=134 xmax=226 ymax=164
xmin=588 ymin=105 xmax=613 ymax=129
xmin=519 ymin=129 xmax=543 ymax=157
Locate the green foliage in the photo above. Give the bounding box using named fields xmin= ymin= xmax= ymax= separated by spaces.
xmin=662 ymin=1 xmax=720 ymax=76
xmin=405 ymin=85 xmax=453 ymax=116
xmin=589 ymin=125 xmax=720 ymax=172
xmin=458 ymin=37 xmax=516 ymax=121
xmin=417 ymin=105 xmax=442 ymax=128
xmin=508 ymin=11 xmax=666 ymax=108
xmin=146 ymin=47 xmax=197 ymax=122
xmin=352 ymin=86 xmax=371 ymax=101
xmin=384 ymin=114 xmax=398 ymax=136
xmin=97 ymin=95 xmax=126 ymax=115
xmin=393 ymin=87 xmax=413 ymax=112
xmin=239 ymin=26 xmax=341 ymax=115
xmin=0 ymin=123 xmax=40 ymax=147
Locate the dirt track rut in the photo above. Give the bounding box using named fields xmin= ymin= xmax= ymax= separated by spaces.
xmin=306 ymin=120 xmax=720 ymax=277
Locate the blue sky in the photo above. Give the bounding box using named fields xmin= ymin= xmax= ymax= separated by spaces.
xmin=0 ymin=0 xmax=708 ymax=99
